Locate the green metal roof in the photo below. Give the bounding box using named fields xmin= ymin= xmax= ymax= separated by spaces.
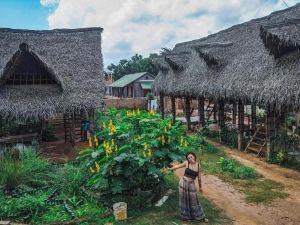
xmin=110 ymin=72 xmax=149 ymax=88
xmin=139 ymin=80 xmax=153 ymax=90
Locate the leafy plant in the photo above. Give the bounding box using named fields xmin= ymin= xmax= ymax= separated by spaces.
xmin=215 ymin=156 xmax=257 ymax=179
xmin=220 ymin=127 xmax=238 ymax=148
xmin=0 ymin=148 xmax=50 ymax=190
xmin=78 ymin=108 xmax=193 ymax=205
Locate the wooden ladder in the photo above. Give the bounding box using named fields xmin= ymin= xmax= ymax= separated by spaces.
xmin=245 ymin=126 xmax=267 ymax=156
xmin=64 ymin=113 xmax=83 ymax=143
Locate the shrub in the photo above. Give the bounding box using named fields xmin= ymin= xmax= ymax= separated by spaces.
xmin=217 ymin=156 xmax=257 ymax=179
xmin=78 ymin=108 xmax=193 ymax=205
xmin=0 ymin=190 xmax=48 ymax=221
xmin=0 ymin=148 xmax=50 ymax=190
xmin=50 ymin=163 xmax=87 ymax=196
xmin=220 ymin=127 xmax=238 ymax=148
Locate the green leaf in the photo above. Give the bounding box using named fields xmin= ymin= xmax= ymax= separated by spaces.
xmin=167 ymin=152 xmax=183 ymax=161
xmin=91 ymin=151 xmax=100 ymax=158
xmin=114 ymin=153 xmax=128 ymax=162
xmin=138 ymin=158 xmax=147 ymax=167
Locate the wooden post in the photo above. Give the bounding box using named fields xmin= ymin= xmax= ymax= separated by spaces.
xmin=237 ymin=101 xmax=244 ymax=151
xmin=64 ymin=113 xmax=67 ymax=142
xmin=213 ymin=103 xmax=217 ymax=123
xmin=198 ymin=97 xmax=205 ymax=127
xmin=232 ymin=102 xmax=237 ymax=126
xmin=185 ymin=96 xmax=191 ymax=130
xmin=251 ymin=104 xmax=257 ymax=131
xmin=266 ymin=107 xmax=276 ymax=161
xmin=70 ymin=112 xmax=75 ymax=147
xmin=218 ymin=99 xmax=225 ymax=129
xmin=171 ymin=96 xmax=176 ymax=123
xmin=160 ymin=93 xmax=165 ymax=119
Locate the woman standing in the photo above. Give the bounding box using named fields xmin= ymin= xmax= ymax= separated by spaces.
xmin=170 ymin=152 xmax=208 ymax=223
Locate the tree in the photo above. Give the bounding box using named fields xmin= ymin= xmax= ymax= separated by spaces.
xmin=107 ymin=53 xmax=159 ymax=81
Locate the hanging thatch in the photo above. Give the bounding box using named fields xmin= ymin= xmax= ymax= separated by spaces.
xmin=153 ymin=4 xmax=300 ymax=112
xmin=0 ymin=27 xmax=104 ymax=120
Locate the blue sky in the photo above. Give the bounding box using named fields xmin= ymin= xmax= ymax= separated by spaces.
xmin=0 ymin=0 xmax=50 ymax=29
xmin=1 ymin=0 xmax=299 ymax=67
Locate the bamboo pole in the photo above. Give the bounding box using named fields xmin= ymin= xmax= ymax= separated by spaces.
xmin=71 ymin=112 xmax=75 ymax=147
xmin=251 ymin=104 xmax=257 ymax=131
xmin=185 ymin=97 xmax=191 ymax=130
xmin=198 ymin=97 xmax=205 ymax=127
xmin=218 ymin=99 xmax=225 ymax=129
xmin=233 ymin=102 xmax=237 ymax=126
xmin=160 ymin=93 xmax=165 ymax=119
xmin=171 ymin=96 xmax=176 ymax=123
xmin=238 ymin=101 xmax=244 ymax=151
xmin=266 ymin=107 xmax=276 ymax=160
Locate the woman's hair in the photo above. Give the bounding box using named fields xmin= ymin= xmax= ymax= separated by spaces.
xmin=185 ymin=152 xmax=197 ymax=161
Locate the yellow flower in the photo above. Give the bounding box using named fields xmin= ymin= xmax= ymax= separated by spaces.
xmin=180 ymin=136 xmax=184 ymax=146
xmin=137 ymin=109 xmax=140 ymax=115
xmin=90 ymin=167 xmax=95 ymax=173
xmin=88 ymin=137 xmax=93 ymax=148
xmin=102 ymin=122 xmax=106 ymax=128
xmin=168 ymin=136 xmax=171 ymax=144
xmin=147 ymin=149 xmax=152 ymax=156
xmin=184 ymin=140 xmax=188 ymax=147
xmin=143 ymin=152 xmax=147 ymax=158
xmin=95 ymin=162 xmax=100 ymax=173
xmin=161 ymin=135 xmax=165 ymax=145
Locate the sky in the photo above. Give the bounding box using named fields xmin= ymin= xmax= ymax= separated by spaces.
xmin=0 ymin=0 xmax=300 ymax=68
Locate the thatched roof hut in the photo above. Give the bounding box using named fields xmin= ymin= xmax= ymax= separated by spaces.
xmin=0 ymin=27 xmax=104 ymax=120
xmin=154 ymin=4 xmax=300 ymax=112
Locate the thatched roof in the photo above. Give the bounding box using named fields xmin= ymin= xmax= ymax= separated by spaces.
xmin=0 ymin=27 xmax=104 ymax=120
xmin=153 ymin=4 xmax=300 ymax=111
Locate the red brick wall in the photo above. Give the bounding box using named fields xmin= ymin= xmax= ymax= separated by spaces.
xmin=104 ymin=98 xmax=147 ymax=109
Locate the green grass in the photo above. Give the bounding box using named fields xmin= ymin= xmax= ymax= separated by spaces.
xmin=102 ymin=173 xmax=232 ymax=225
xmin=198 ymin=143 xmax=288 ymax=204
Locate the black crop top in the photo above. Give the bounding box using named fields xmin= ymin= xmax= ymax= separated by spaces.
xmin=184 ymin=163 xmax=199 ymax=179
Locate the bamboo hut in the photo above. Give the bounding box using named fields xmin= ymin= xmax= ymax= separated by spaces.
xmin=153 ymin=4 xmax=300 ymax=158
xmin=0 ymin=27 xmax=104 ymax=147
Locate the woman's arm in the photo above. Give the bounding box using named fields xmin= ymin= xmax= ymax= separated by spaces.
xmin=169 ymin=161 xmax=187 ymax=171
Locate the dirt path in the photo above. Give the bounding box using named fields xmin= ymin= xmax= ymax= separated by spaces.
xmin=174 ymin=141 xmax=300 ymax=225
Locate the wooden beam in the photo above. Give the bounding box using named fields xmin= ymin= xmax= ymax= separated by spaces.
xmin=237 ymin=101 xmax=244 ymax=151
xmin=251 ymin=104 xmax=257 ymax=131
xmin=185 ymin=97 xmax=191 ymax=130
xmin=198 ymin=97 xmax=205 ymax=127
xmin=218 ymin=99 xmax=225 ymax=129
xmin=213 ymin=104 xmax=217 ymax=123
xmin=266 ymin=107 xmax=276 ymax=160
xmin=232 ymin=102 xmax=237 ymax=126
xmin=171 ymin=96 xmax=176 ymax=123
xmin=70 ymin=112 xmax=75 ymax=147
xmin=160 ymin=93 xmax=165 ymax=119
xmin=64 ymin=113 xmax=67 ymax=142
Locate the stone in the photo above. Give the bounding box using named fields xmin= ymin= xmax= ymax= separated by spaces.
xmin=0 ymin=221 xmax=11 ymax=225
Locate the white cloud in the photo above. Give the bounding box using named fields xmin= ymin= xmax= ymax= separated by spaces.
xmin=41 ymin=0 xmax=300 ymax=66
xmin=40 ymin=0 xmax=59 ymax=6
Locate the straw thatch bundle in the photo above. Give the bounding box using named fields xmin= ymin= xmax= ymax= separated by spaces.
xmin=153 ymin=4 xmax=300 ymax=111
xmin=0 ymin=27 xmax=104 ymax=120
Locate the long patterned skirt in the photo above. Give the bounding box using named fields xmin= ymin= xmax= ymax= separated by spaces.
xmin=179 ymin=176 xmax=206 ymax=221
